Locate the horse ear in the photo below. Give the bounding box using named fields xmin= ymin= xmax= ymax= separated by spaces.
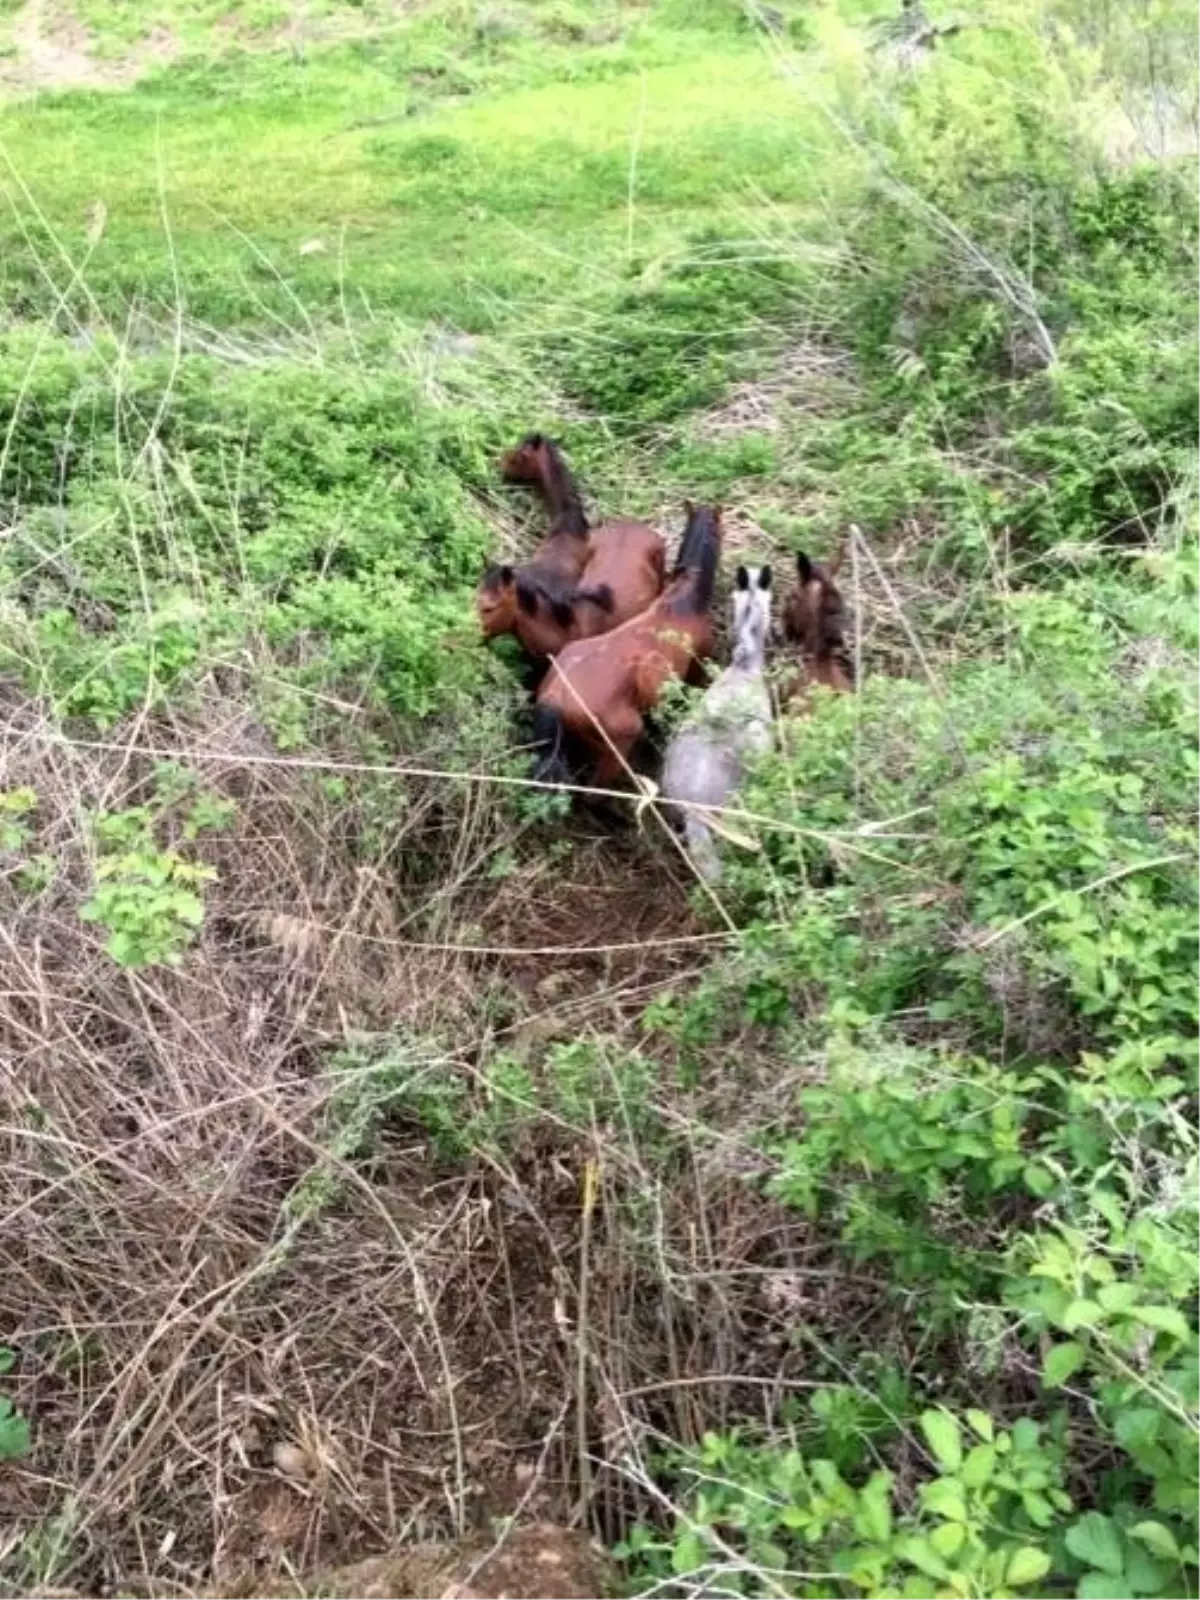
xmin=796 ymin=551 xmax=814 ymax=583
xmin=526 ymin=431 xmax=544 ymax=448
xmin=499 ymin=564 xmax=514 ymax=586
xmin=735 ymin=565 xmax=750 ymax=590
xmin=826 ymin=542 xmax=846 ymax=579
xmin=759 ymin=565 xmax=772 ymax=590
xmin=683 ymin=498 xmax=695 ymax=518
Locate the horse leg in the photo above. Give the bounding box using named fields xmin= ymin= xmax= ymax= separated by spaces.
xmin=522 ymin=655 xmax=550 ymax=696
xmin=683 ymin=811 xmax=722 ymax=883
xmin=589 ymin=704 xmax=645 ymax=791
xmin=684 ymin=653 xmax=710 ymax=689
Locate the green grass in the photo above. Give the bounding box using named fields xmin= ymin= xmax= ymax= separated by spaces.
xmin=1 ymin=3 xmax=850 ymax=327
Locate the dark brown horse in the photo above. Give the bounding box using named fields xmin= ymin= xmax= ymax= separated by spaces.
xmin=532 ymin=504 xmax=724 ymax=785
xmin=780 ymin=547 xmax=854 ymax=701
xmin=478 ymin=433 xmax=665 ymax=660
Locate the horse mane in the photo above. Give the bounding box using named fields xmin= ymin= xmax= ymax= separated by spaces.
xmin=569 ymin=581 xmax=615 ymax=613
xmin=481 ymin=562 xmax=512 ymax=592
xmin=508 ymin=433 xmax=589 ymax=537
xmin=516 ymin=570 xmax=576 ymax=629
xmin=538 ymin=438 xmax=589 ymax=537
xmin=667 ymin=505 xmax=722 ymax=615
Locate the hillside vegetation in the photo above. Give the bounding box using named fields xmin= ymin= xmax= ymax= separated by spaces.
xmin=0 ymin=1 xmax=1197 ymax=1596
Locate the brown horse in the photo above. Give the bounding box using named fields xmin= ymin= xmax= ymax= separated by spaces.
xmin=780 ymin=547 xmax=854 ymax=701
xmin=478 ymin=433 xmax=665 ymax=660
xmin=477 ymin=434 xmax=595 ymax=655
xmin=532 ymin=504 xmax=724 ymax=785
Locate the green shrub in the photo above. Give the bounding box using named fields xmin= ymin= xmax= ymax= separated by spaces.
xmin=619 ymin=1404 xmax=1076 ymax=1599
xmin=0 ymin=333 xmax=498 ymax=720
xmin=79 ymin=802 xmax=226 ymax=967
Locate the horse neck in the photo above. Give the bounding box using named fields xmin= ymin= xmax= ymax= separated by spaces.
xmin=536 ymin=447 xmax=588 ymax=536
xmin=515 ymin=588 xmax=570 ymax=654
xmin=731 ymin=624 xmax=767 ymax=675
xmin=664 ymin=559 xmax=718 ymax=619
xmin=806 ymin=651 xmax=853 ymax=693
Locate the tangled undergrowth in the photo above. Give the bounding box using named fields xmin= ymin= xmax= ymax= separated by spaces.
xmin=0 ymin=1 xmax=1197 ymax=1597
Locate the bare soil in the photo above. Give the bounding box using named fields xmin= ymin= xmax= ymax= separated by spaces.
xmin=0 ymin=0 xmax=178 ymax=94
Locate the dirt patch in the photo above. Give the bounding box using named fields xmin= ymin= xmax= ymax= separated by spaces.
xmin=692 ymin=340 xmax=856 ymax=443
xmin=29 ymin=1517 xmax=609 ymax=1598
xmin=0 ymin=0 xmax=178 ymax=95
xmin=192 ymin=1521 xmax=608 ymax=1598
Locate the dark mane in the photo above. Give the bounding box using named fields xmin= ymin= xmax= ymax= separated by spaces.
xmin=516 ymin=569 xmax=576 ymax=629
xmin=537 ymin=437 xmax=589 ymax=537
xmin=667 ymin=504 xmax=722 ymax=614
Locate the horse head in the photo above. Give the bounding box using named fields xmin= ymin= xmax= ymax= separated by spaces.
xmin=476 ymin=562 xmax=518 ymax=637
xmin=783 ymin=546 xmax=848 ymax=662
xmin=731 ymin=565 xmax=772 ymax=668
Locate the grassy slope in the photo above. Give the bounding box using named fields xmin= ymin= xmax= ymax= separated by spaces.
xmin=0 ymin=7 xmax=845 ymax=326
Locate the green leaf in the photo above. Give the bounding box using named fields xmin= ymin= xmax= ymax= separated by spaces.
xmin=1096 ymin=1283 xmax=1139 ymax=1314
xmin=920 ymin=1409 xmax=963 ymax=1472
xmin=930 ymin=1522 xmax=966 ymax=1559
xmin=1022 ymin=1490 xmax=1057 ymax=1528
xmin=961 ymin=1443 xmax=997 ymax=1489
xmin=898 ymin=1535 xmax=950 ymax=1580
xmin=1130 ymin=1523 xmax=1181 ymax=1563
xmin=1078 ymin=1576 xmax=1130 ymax=1600
xmin=923 ymin=1480 xmax=968 ymax=1522
xmin=1062 ymin=1298 xmax=1103 ymax=1332
xmin=107 ymin=931 xmax=142 ymax=966
xmin=0 ymin=1400 xmax=30 ymax=1460
xmin=1129 ymin=1305 xmax=1190 ymax=1340
xmin=966 ymin=1409 xmax=994 ymax=1442
xmin=670 ymin=1529 xmax=707 ymax=1575
xmin=908 ymin=1574 xmax=947 ymax=1600
xmin=1007 ymin=1547 xmax=1051 ymax=1587
xmin=1044 ymin=1341 xmax=1087 ymax=1388
xmin=1124 ymin=1545 xmax=1167 ymax=1595
xmin=855 ymin=1472 xmax=893 ymax=1544
xmin=1010 ymin=1418 xmax=1040 ymax=1452
xmin=1066 ymin=1512 xmax=1124 ymax=1576
xmin=1114 ymin=1407 xmax=1161 ymax=1452
xmin=1024 ymin=1160 xmax=1056 ymax=1197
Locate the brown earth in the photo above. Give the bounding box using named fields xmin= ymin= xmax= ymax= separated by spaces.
xmin=30 ymin=1522 xmax=608 ymax=1598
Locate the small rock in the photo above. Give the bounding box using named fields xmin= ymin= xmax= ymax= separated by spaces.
xmin=272 ymin=1440 xmax=313 ymax=1480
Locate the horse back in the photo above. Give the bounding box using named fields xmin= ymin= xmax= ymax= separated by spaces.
xmin=577 ymin=520 xmax=667 ymax=630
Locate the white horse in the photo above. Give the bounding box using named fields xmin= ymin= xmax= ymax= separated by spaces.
xmin=660 ymin=564 xmax=773 ymax=882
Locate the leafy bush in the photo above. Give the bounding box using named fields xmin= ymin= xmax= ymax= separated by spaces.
xmin=79 ymin=804 xmax=224 ymax=967
xmin=620 ymin=1405 xmax=1076 ymax=1599
xmin=0 ymin=335 xmax=497 ymax=720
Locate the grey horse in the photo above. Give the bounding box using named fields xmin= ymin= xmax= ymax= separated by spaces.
xmin=660 ymin=564 xmax=773 ymax=882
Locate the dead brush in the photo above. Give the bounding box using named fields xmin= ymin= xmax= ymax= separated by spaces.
xmin=0 ymin=683 xmax=523 ymax=1593
xmin=0 ymin=673 xmax=882 ymax=1596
